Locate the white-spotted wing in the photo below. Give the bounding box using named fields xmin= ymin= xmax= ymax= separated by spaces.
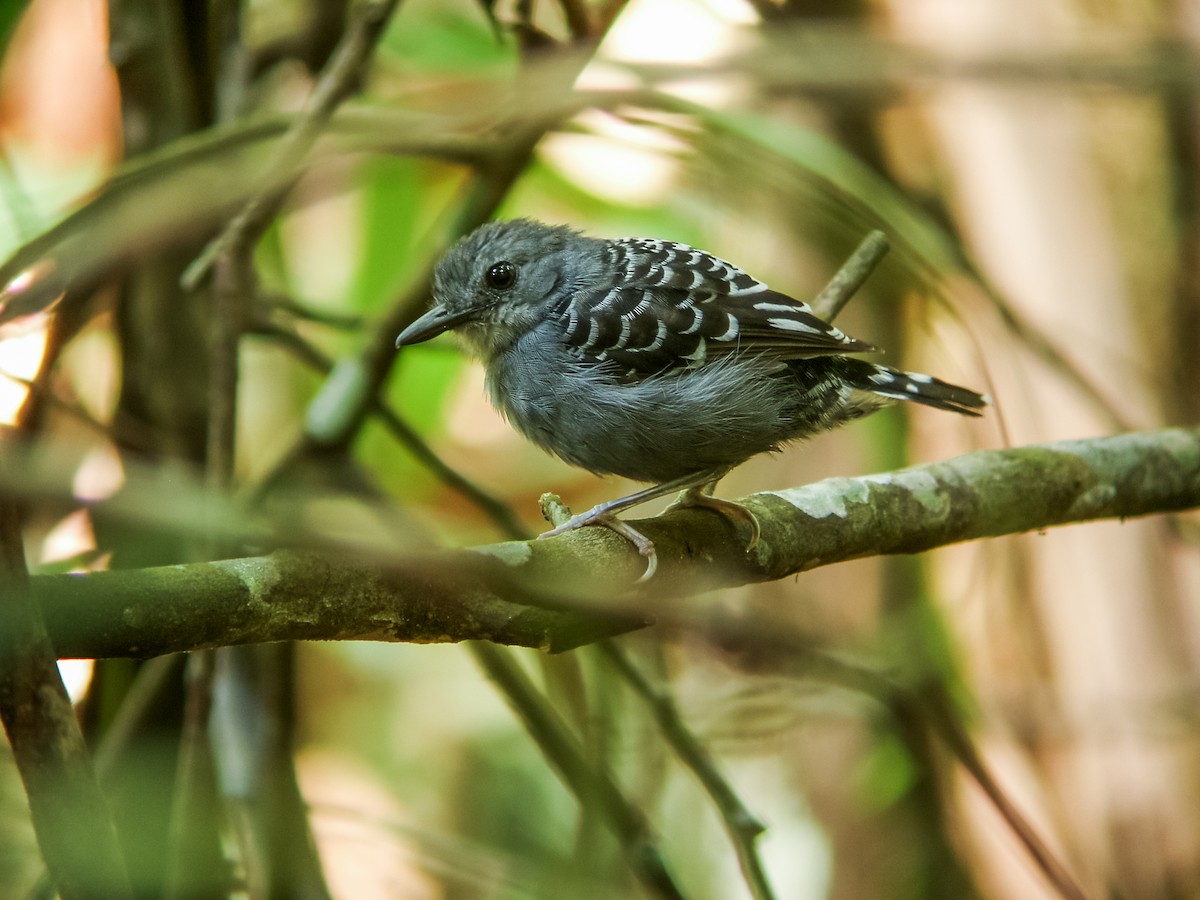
xmin=555 ymin=238 xmax=873 ymax=375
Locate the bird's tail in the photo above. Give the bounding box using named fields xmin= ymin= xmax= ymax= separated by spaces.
xmin=843 ymin=360 xmax=988 ymax=417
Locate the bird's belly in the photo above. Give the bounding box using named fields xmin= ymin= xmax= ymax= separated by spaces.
xmin=489 ymin=345 xmax=811 ymax=483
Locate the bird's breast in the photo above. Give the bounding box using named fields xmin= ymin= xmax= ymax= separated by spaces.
xmin=483 ymin=326 xmax=836 ymax=483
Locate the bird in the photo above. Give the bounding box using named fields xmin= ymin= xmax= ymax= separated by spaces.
xmin=395 ymin=219 xmax=987 ymax=579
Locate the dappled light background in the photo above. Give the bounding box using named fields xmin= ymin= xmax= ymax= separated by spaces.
xmin=0 ymin=0 xmax=1198 ymax=898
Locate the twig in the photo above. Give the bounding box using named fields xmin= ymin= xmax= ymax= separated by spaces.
xmin=163 ymin=650 xmax=222 ymax=900
xmin=0 ymin=370 xmax=111 ymax=435
xmin=469 ymin=641 xmax=685 ymax=900
xmin=982 ymin=287 xmax=1134 ymax=431
xmin=181 ymin=0 xmax=403 ymax=291
xmin=595 ymin=0 xmax=632 ymax=34
xmin=279 ymin=140 xmax=541 ymax=459
xmin=375 ymin=404 xmax=532 ymax=539
xmin=810 ymin=229 xmax=890 ymax=322
xmin=259 ymin=321 xmax=530 ymax=540
xmin=92 ymin=655 xmax=185 ymax=780
xmin=368 ymin=135 xmax=544 ymax=389
xmin=778 ymin=651 xmax=1089 ymax=900
xmin=543 ymin=487 xmax=775 ymax=899
xmin=742 ymin=0 xmax=782 ymax=20
xmin=599 ymin=642 xmax=777 ymax=900
xmin=920 ymin=689 xmax=1088 ymax=900
xmin=206 ymin=247 xmax=253 ymax=495
xmin=263 ymin=292 xmax=365 ymax=330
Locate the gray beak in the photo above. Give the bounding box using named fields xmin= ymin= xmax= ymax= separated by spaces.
xmin=395 ymin=304 xmax=478 ymax=348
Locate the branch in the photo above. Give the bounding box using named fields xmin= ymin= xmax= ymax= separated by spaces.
xmin=597 ymin=642 xmax=776 ymax=900
xmin=33 ymin=427 xmax=1200 ymax=658
xmin=708 ymin=638 xmax=1089 ymax=900
xmin=181 ymin=0 xmax=402 ymax=290
xmin=0 ymin=503 xmax=132 ymax=897
xmin=810 ymin=229 xmax=889 ymax=321
xmin=469 ymin=642 xmax=685 ymax=899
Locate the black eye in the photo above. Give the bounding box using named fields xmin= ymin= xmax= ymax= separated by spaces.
xmin=485 ymin=261 xmax=517 ymax=291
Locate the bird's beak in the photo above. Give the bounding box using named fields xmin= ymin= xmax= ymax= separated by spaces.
xmin=394 ymin=304 xmax=478 ymax=348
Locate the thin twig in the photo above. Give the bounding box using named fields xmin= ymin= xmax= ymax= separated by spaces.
xmin=595 ymin=0 xmax=632 ymax=34
xmin=263 ymin=293 xmax=366 ymax=330
xmin=781 ymin=651 xmax=1089 ymax=900
xmin=181 ymin=0 xmax=403 ymax=291
xmin=543 ymin=486 xmax=775 ymax=899
xmin=375 ymin=405 xmax=531 ymax=539
xmin=469 ymin=641 xmax=685 ymax=900
xmin=599 ymin=642 xmax=777 ymax=900
xmin=163 ymin=650 xmax=221 ymax=900
xmin=0 ymin=370 xmax=110 ymax=434
xmin=368 ymin=133 xmax=545 ymax=393
xmin=286 ymin=138 xmax=542 ymax=457
xmin=92 ymin=655 xmax=186 ymax=780
xmin=810 ymin=229 xmax=890 ymax=322
xmin=259 ymin=321 xmax=530 ymax=540
xmin=920 ymin=690 xmax=1089 ymax=900
xmin=206 ymin=248 xmax=253 ymax=495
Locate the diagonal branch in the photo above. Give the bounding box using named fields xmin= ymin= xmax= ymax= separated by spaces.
xmin=181 ymin=0 xmax=402 ymax=291
xmin=0 ymin=503 xmax=132 ymax=898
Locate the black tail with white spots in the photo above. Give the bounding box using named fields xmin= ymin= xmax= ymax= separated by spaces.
xmin=845 ymin=360 xmax=988 ymax=417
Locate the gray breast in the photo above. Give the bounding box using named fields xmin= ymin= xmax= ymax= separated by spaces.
xmin=485 ymin=323 xmax=833 ymax=483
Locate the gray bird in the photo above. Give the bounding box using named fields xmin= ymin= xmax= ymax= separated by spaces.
xmin=396 ymin=219 xmax=986 ymax=578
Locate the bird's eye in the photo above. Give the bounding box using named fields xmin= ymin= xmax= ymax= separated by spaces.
xmin=485 ymin=261 xmax=517 ymax=291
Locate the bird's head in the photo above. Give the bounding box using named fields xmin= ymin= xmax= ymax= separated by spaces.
xmin=395 ymin=219 xmax=597 ymax=362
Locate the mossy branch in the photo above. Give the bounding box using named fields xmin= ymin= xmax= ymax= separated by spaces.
xmin=33 ymin=427 xmax=1200 ymax=659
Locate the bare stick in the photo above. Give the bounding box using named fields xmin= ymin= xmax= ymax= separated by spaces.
xmin=811 ymin=229 xmax=890 ymax=322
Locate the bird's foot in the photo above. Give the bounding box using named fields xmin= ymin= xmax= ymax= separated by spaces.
xmin=539 ymin=500 xmax=658 ymax=582
xmin=667 ymin=489 xmax=761 ymax=551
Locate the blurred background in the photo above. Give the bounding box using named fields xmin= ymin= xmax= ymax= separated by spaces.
xmin=0 ymin=0 xmax=1197 ymax=897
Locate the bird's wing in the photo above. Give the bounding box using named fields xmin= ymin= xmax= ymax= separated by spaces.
xmin=554 ymin=238 xmax=874 ymax=375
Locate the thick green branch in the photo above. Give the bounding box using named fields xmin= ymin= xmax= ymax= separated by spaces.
xmin=34 ymin=428 xmax=1200 ymax=658
xmin=36 ymin=551 xmax=640 ymax=658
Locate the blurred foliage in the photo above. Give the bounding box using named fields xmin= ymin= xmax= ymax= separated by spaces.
xmin=0 ymin=1 xmax=24 ymax=51
xmin=0 ymin=0 xmax=1197 ymax=898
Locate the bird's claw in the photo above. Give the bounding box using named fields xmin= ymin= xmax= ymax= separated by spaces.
xmin=667 ymin=492 xmax=761 ymax=552
xmin=538 ymin=506 xmax=659 ymax=582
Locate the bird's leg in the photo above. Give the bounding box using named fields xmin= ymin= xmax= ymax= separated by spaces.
xmin=538 ymin=467 xmax=728 ymax=582
xmin=665 ymin=478 xmax=761 ymax=551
